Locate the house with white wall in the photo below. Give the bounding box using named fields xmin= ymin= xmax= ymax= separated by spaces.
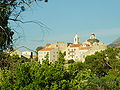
xmin=65 ymin=33 xmax=107 ymax=62
xmin=37 ymin=33 xmax=107 ymax=63
xmin=38 ymin=48 xmax=58 ymax=64
xmin=65 ymin=43 xmax=91 ymax=62
xmin=22 ymin=51 xmax=33 ymax=59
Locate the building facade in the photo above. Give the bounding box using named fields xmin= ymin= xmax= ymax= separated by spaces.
xmin=22 ymin=51 xmax=33 ymax=59
xmin=65 ymin=43 xmax=91 ymax=62
xmin=37 ymin=33 xmax=107 ymax=63
xmin=65 ymin=33 xmax=107 ymax=62
xmin=46 ymin=42 xmax=68 ymax=53
xmin=38 ymin=48 xmax=58 ymax=64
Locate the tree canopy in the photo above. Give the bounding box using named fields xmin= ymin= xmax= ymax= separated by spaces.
xmin=0 ymin=48 xmax=120 ymax=89
xmin=0 ymin=0 xmax=48 ymax=51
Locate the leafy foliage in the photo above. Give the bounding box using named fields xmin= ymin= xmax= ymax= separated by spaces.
xmin=42 ymin=52 xmax=49 ymax=65
xmin=0 ymin=52 xmax=24 ymax=70
xmin=68 ymin=59 xmax=75 ymax=64
xmin=0 ymin=47 xmax=120 ymax=89
xmin=0 ymin=0 xmax=48 ymax=50
xmin=85 ymin=48 xmax=120 ymax=77
xmin=57 ymin=51 xmax=65 ymax=64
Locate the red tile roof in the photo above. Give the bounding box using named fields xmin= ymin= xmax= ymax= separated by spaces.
xmin=40 ymin=48 xmax=53 ymax=51
xmin=116 ymin=46 xmax=120 ymax=48
xmin=80 ymin=47 xmax=91 ymax=50
xmin=70 ymin=44 xmax=82 ymax=47
xmin=46 ymin=43 xmax=51 ymax=46
xmin=82 ymin=43 xmax=90 ymax=46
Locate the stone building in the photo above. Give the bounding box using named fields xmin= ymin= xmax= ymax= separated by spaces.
xmin=83 ymin=33 xmax=107 ymax=56
xmin=65 ymin=33 xmax=107 ymax=62
xmin=65 ymin=43 xmax=91 ymax=62
xmin=37 ymin=41 xmax=68 ymax=64
xmin=37 ymin=33 xmax=107 ymax=63
xmin=46 ymin=41 xmax=68 ymax=53
xmin=38 ymin=48 xmax=58 ymax=64
xmin=22 ymin=51 xmax=33 ymax=59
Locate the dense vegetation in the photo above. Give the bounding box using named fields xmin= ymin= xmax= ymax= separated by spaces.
xmin=0 ymin=48 xmax=120 ymax=90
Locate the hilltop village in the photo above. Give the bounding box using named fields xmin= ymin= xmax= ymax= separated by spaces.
xmin=7 ymin=33 xmax=107 ymax=63
xmin=38 ymin=33 xmax=107 ymax=64
xmin=3 ymin=33 xmax=120 ymax=90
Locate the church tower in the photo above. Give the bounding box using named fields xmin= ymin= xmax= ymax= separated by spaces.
xmin=74 ymin=34 xmax=80 ymax=44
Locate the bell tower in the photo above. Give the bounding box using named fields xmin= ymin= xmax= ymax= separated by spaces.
xmin=74 ymin=34 xmax=80 ymax=44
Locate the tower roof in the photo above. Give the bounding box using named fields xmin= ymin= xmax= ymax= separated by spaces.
xmin=79 ymin=46 xmax=91 ymax=50
xmin=91 ymin=33 xmax=95 ymax=35
xmin=87 ymin=33 xmax=99 ymax=44
xmin=87 ymin=39 xmax=99 ymax=44
xmin=70 ymin=44 xmax=82 ymax=47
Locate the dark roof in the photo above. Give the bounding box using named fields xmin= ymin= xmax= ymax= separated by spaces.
xmin=87 ymin=39 xmax=99 ymax=44
xmin=91 ymin=33 xmax=95 ymax=35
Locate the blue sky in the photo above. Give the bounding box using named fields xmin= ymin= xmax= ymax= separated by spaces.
xmin=13 ymin=0 xmax=120 ymax=50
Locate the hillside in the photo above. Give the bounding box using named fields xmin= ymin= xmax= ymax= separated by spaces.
xmin=108 ymin=37 xmax=120 ymax=47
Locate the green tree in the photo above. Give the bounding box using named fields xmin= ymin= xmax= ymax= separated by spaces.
xmin=1 ymin=61 xmax=70 ymax=89
xmin=1 ymin=47 xmax=120 ymax=90
xmin=0 ymin=0 xmax=48 ymax=51
xmin=87 ymin=69 xmax=120 ymax=90
xmin=0 ymin=52 xmax=23 ymax=70
xmin=57 ymin=51 xmax=65 ymax=64
xmin=68 ymin=62 xmax=86 ymax=79
xmin=84 ymin=48 xmax=120 ymax=89
xmin=85 ymin=54 xmax=108 ymax=77
xmin=68 ymin=59 xmax=75 ymax=64
xmin=69 ymin=69 xmax=97 ymax=90
xmin=42 ymin=52 xmax=49 ymax=65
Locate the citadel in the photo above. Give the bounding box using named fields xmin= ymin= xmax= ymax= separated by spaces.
xmin=38 ymin=33 xmax=107 ymax=64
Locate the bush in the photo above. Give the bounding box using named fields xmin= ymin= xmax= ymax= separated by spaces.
xmin=68 ymin=59 xmax=75 ymax=64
